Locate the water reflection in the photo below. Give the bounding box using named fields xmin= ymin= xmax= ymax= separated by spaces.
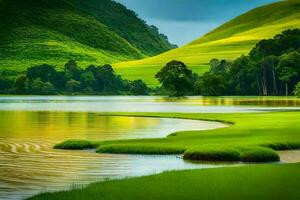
xmin=0 ymin=111 xmax=228 ymax=200
xmin=159 ymin=96 xmax=300 ymax=106
xmin=0 ymin=96 xmax=299 ymax=113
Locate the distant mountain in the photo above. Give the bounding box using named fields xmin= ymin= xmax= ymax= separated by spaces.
xmin=115 ymin=0 xmax=300 ymax=86
xmin=0 ymin=0 xmax=175 ymax=71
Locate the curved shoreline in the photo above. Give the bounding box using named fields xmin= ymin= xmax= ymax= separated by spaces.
xmin=55 ymin=112 xmax=300 ymax=163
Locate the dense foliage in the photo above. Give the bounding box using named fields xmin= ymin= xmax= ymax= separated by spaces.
xmin=0 ymin=60 xmax=149 ymax=95
xmin=195 ymin=29 xmax=300 ymax=96
xmin=295 ymin=82 xmax=300 ymax=97
xmin=155 ymin=61 xmax=195 ymax=96
xmin=155 ymin=29 xmax=300 ymax=97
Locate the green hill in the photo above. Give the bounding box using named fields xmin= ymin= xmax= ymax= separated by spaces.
xmin=114 ymin=0 xmax=300 ymax=86
xmin=0 ymin=0 xmax=175 ymax=71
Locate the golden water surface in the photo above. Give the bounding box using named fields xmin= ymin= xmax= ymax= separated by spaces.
xmin=0 ymin=111 xmax=227 ymax=200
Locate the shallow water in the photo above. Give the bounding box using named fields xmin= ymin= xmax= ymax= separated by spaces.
xmin=278 ymin=150 xmax=300 ymax=163
xmin=0 ymin=111 xmax=229 ymax=200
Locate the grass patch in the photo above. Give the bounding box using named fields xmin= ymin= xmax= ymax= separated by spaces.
xmin=183 ymin=147 xmax=280 ymax=163
xmin=97 ymin=144 xmax=185 ymax=155
xmin=54 ymin=140 xmax=97 ymax=150
xmin=183 ymin=147 xmax=240 ymax=162
xmin=28 ymin=163 xmax=300 ymax=200
xmin=262 ymin=142 xmax=300 ymax=151
xmin=239 ymin=147 xmax=280 ymax=163
xmin=55 ymin=112 xmax=300 ymax=163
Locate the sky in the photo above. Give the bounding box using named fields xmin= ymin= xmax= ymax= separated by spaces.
xmin=115 ymin=0 xmax=279 ymax=46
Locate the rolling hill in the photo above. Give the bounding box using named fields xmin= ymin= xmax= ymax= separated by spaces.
xmin=0 ymin=0 xmax=175 ymax=71
xmin=114 ymin=0 xmax=300 ymax=86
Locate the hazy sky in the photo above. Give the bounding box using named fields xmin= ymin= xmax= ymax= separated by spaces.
xmin=115 ymin=0 xmax=279 ymax=46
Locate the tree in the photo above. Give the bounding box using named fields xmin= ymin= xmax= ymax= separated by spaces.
xmin=65 ymin=60 xmax=81 ymax=80
xmin=277 ymin=51 xmax=300 ymax=96
xmin=209 ymin=59 xmax=229 ymax=73
xmin=27 ymin=64 xmax=57 ymax=82
xmin=260 ymin=55 xmax=279 ymax=95
xmin=80 ymin=71 xmax=96 ymax=91
xmin=66 ymin=79 xmax=81 ymax=93
xmin=130 ymin=80 xmax=148 ymax=95
xmin=0 ymin=77 xmax=13 ymax=92
xmin=196 ymin=72 xmax=228 ymax=96
xmin=29 ymin=78 xmax=55 ymax=95
xmin=155 ymin=60 xmax=193 ymax=97
xmin=229 ymin=56 xmax=254 ymax=95
xmin=97 ymin=64 xmax=117 ymax=92
xmin=14 ymin=75 xmax=28 ymax=94
xmin=294 ymin=82 xmax=300 ymax=97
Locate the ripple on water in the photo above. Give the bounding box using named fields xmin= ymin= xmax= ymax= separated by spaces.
xmin=0 ymin=113 xmax=232 ymax=200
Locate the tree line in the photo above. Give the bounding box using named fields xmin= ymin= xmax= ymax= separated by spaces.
xmin=1 ymin=29 xmax=299 ymax=97
xmin=0 ymin=60 xmax=149 ymax=95
xmin=156 ymin=29 xmax=300 ymax=97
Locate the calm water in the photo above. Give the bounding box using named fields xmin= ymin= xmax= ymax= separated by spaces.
xmin=0 ymin=96 xmax=299 ymax=200
xmin=0 ymin=96 xmax=300 ymax=113
xmin=0 ymin=111 xmax=228 ymax=200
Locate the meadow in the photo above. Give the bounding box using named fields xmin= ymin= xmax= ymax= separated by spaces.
xmin=29 ymin=163 xmax=300 ymax=200
xmin=56 ymin=111 xmax=300 ymax=162
xmin=113 ymin=0 xmax=300 ymax=84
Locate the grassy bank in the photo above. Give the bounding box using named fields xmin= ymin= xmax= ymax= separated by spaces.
xmin=29 ymin=163 xmax=300 ymax=200
xmin=55 ymin=112 xmax=300 ymax=162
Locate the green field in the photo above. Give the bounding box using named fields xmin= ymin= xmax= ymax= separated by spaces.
xmin=56 ymin=112 xmax=300 ymax=162
xmin=29 ymin=163 xmax=300 ymax=200
xmin=114 ymin=0 xmax=300 ymax=84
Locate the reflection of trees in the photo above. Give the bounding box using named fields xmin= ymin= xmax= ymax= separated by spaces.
xmin=0 ymin=111 xmax=161 ymax=140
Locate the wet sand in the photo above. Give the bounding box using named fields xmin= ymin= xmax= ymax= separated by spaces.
xmin=278 ymin=150 xmax=300 ymax=163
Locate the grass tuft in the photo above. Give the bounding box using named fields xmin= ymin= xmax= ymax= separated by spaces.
xmin=240 ymin=147 xmax=280 ymax=163
xmin=54 ymin=140 xmax=98 ymax=150
xmin=184 ymin=147 xmax=280 ymax=163
xmin=262 ymin=142 xmax=300 ymax=151
xmin=97 ymin=145 xmax=185 ymax=155
xmin=183 ymin=148 xmax=240 ymax=162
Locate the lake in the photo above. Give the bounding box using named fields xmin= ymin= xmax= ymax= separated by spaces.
xmin=0 ymin=96 xmax=299 ymax=200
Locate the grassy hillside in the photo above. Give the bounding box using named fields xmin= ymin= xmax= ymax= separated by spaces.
xmin=115 ymin=0 xmax=300 ymax=86
xmin=71 ymin=0 xmax=176 ymax=56
xmin=29 ymin=163 xmax=300 ymax=200
xmin=0 ymin=0 xmax=174 ymax=71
